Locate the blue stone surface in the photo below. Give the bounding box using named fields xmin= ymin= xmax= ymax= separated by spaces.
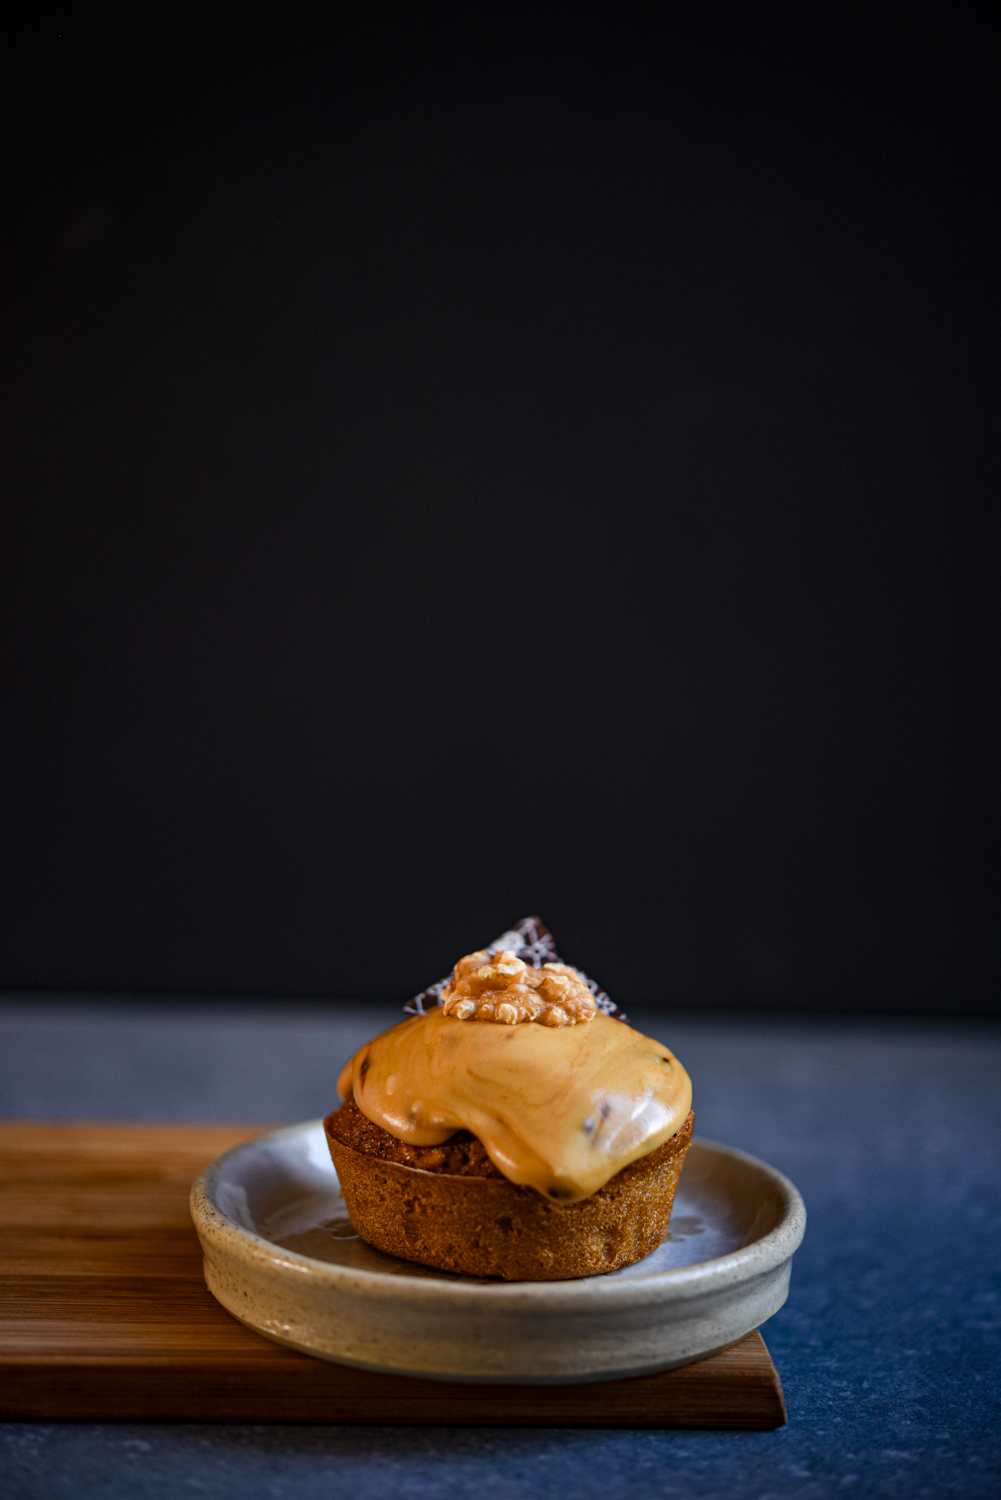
xmin=1 ymin=997 xmax=999 ymax=1499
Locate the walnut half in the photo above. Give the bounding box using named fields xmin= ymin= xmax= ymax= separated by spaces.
xmin=440 ymin=950 xmax=597 ymax=1026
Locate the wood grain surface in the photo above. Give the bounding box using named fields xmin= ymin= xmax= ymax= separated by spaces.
xmin=0 ymin=1122 xmax=786 ymax=1428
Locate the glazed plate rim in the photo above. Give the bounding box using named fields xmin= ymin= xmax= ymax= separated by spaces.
xmin=191 ymin=1118 xmax=806 ymax=1306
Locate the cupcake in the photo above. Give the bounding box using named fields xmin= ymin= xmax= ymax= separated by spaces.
xmin=325 ymin=919 xmax=693 ymax=1280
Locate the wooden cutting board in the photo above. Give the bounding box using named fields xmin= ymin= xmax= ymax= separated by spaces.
xmin=0 ymin=1122 xmax=786 ymax=1428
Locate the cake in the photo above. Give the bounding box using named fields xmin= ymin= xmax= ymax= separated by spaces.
xmin=324 ymin=920 xmax=693 ymax=1280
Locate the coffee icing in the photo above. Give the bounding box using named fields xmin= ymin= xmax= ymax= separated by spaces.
xmin=337 ymin=1008 xmax=692 ymax=1201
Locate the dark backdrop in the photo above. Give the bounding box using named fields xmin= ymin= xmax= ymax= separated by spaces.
xmin=1 ymin=13 xmax=996 ymax=1013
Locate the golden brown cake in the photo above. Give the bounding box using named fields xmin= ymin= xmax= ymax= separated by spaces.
xmin=325 ymin=1099 xmax=694 ymax=1280
xmin=325 ymin=935 xmax=694 ymax=1281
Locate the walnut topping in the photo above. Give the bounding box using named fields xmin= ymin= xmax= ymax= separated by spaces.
xmin=440 ymin=950 xmax=597 ymax=1026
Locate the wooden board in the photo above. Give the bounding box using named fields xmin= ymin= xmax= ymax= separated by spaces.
xmin=0 ymin=1122 xmax=786 ymax=1428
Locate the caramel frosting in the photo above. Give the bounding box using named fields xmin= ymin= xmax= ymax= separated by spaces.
xmin=336 ymin=1007 xmax=692 ymax=1201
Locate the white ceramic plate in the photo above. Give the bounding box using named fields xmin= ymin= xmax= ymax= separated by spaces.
xmin=191 ymin=1120 xmax=805 ymax=1383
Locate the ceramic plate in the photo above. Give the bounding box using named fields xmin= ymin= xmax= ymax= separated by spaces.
xmin=191 ymin=1121 xmax=805 ymax=1383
